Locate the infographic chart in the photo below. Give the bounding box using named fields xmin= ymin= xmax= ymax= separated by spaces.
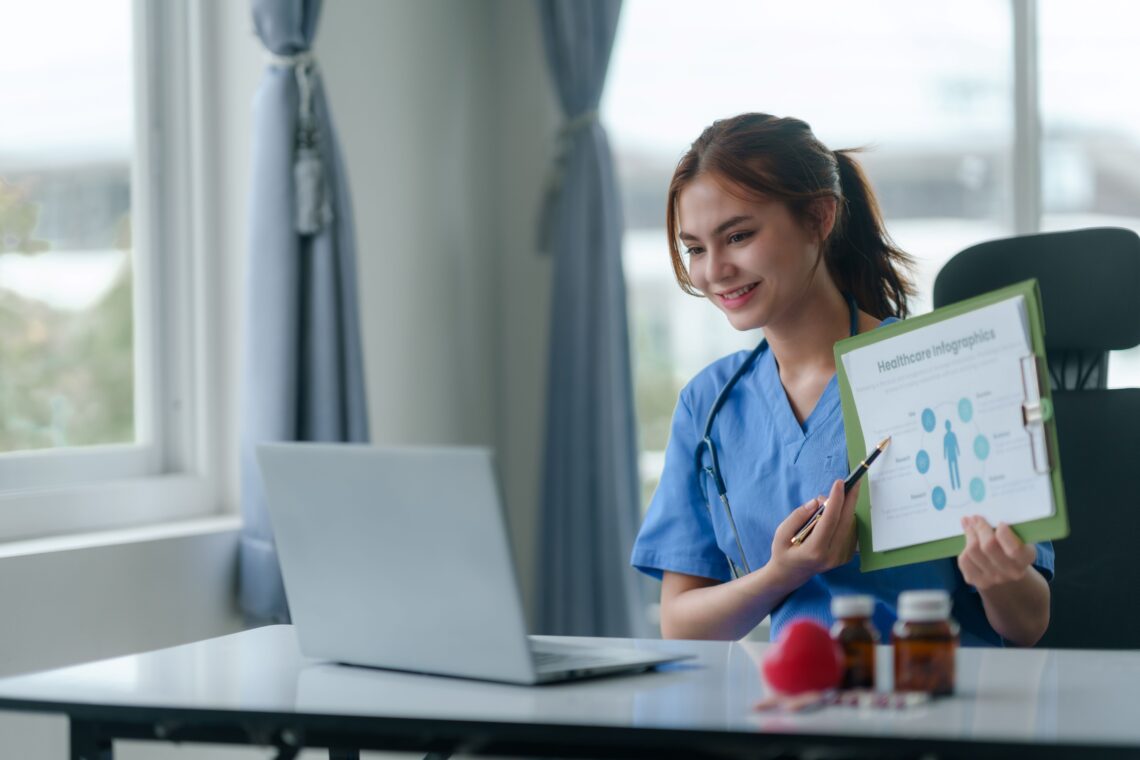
xmin=840 ymin=296 xmax=1055 ymax=552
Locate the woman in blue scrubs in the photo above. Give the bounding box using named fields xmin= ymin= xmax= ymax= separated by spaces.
xmin=631 ymin=114 xmax=1053 ymax=646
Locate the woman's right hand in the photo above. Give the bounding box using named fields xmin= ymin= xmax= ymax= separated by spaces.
xmin=768 ymin=479 xmax=859 ymax=586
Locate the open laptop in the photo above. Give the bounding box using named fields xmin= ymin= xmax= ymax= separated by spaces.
xmin=256 ymin=443 xmax=692 ymax=684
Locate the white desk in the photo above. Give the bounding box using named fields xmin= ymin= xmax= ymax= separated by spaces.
xmin=0 ymin=624 xmax=1138 ymax=759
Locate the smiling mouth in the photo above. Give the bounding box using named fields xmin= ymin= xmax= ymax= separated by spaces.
xmin=720 ymin=283 xmax=758 ymax=299
xmin=717 ymin=282 xmax=760 ymax=305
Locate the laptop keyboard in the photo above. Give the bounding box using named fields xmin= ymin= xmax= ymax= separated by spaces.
xmin=530 ymin=645 xmax=634 ymax=672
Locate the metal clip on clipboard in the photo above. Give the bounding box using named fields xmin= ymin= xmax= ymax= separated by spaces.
xmin=1019 ymin=354 xmax=1054 ymax=474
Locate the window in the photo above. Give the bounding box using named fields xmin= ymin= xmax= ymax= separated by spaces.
xmin=0 ymin=1 xmax=136 ymax=455
xmin=603 ymin=0 xmax=1140 ymax=513
xmin=1039 ymin=0 xmax=1140 ymax=386
xmin=0 ymin=0 xmax=222 ymax=539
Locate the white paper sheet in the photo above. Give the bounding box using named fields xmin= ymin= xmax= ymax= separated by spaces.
xmin=841 ymin=296 xmax=1055 ymax=552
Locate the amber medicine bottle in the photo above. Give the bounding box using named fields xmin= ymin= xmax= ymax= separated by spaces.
xmin=830 ymin=595 xmax=879 ymax=689
xmin=892 ymin=590 xmax=959 ymax=696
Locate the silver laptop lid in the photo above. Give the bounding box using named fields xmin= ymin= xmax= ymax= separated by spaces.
xmin=257 ymin=443 xmax=536 ymax=684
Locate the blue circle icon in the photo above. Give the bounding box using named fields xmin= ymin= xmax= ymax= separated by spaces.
xmin=969 ymin=478 xmax=985 ymax=502
xmin=958 ymin=397 xmax=974 ymax=422
xmin=916 ymin=449 xmax=930 ymax=474
xmin=921 ymin=408 xmax=936 ymax=432
xmin=974 ymin=435 xmax=990 ymax=460
xmin=932 ymin=487 xmax=947 ymax=510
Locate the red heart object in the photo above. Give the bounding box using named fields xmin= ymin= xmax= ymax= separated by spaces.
xmin=761 ymin=618 xmax=844 ymax=694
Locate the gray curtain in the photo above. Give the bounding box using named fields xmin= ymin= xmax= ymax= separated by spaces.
xmin=239 ymin=0 xmax=369 ymax=624
xmin=536 ymin=0 xmax=646 ymax=638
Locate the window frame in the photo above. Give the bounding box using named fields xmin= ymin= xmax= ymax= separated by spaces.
xmin=0 ymin=0 xmax=227 ymax=541
xmin=1012 ymin=0 xmax=1043 ymax=235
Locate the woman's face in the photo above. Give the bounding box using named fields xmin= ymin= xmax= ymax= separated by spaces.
xmin=677 ymin=172 xmax=828 ymax=332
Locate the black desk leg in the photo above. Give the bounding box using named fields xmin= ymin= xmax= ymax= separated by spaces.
xmin=70 ymin=720 xmax=112 ymax=760
xmin=329 ymin=750 xmax=360 ymax=760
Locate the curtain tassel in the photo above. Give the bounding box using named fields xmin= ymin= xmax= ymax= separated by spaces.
xmin=536 ymin=109 xmax=599 ymax=254
xmin=266 ymin=50 xmax=334 ymax=235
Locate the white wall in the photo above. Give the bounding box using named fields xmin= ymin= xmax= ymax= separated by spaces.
xmin=487 ymin=0 xmax=559 ymax=619
xmin=320 ymin=0 xmax=498 ymax=450
xmin=0 ymin=0 xmax=558 ymax=757
xmin=302 ymin=0 xmax=558 ymax=622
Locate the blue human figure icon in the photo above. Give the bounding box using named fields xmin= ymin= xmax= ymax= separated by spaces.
xmin=943 ymin=420 xmax=961 ymax=490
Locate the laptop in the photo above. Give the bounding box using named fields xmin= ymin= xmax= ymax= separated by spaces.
xmin=256 ymin=443 xmax=692 ymax=684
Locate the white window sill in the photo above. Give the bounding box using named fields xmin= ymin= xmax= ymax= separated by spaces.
xmin=0 ymin=474 xmax=227 ymax=544
xmin=0 ymin=513 xmax=241 ymax=560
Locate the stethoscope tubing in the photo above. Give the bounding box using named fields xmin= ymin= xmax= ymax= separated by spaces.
xmin=694 ymin=296 xmax=859 ymax=580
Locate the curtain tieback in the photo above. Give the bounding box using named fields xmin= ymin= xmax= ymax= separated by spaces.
xmin=537 ymin=109 xmax=600 ymax=254
xmin=559 ymin=108 xmax=599 ymax=137
xmin=265 ymin=49 xmax=333 ymax=235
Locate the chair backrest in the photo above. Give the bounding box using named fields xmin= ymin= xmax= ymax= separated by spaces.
xmin=933 ymin=227 xmax=1140 ymax=649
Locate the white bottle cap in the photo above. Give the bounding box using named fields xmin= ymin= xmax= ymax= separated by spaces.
xmin=897 ymin=590 xmax=952 ymax=622
xmin=831 ymin=594 xmax=875 ymax=619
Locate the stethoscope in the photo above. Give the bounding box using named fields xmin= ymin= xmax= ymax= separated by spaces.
xmin=694 ymin=295 xmax=860 ymax=580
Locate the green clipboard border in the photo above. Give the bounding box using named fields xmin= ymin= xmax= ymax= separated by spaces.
xmin=835 ymin=279 xmax=1069 ymax=572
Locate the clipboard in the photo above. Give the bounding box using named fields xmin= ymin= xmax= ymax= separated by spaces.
xmin=835 ymin=279 xmax=1069 ymax=572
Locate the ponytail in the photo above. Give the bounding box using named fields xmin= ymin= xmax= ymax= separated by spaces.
xmin=828 ymin=149 xmax=915 ymax=319
xmin=666 ymin=114 xmax=915 ymax=319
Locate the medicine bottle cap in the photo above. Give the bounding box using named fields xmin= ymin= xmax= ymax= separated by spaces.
xmin=831 ymin=594 xmax=875 ymax=619
xmin=897 ymin=590 xmax=951 ymax=622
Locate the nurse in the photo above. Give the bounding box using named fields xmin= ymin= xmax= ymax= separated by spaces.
xmin=631 ymin=113 xmax=1053 ymax=646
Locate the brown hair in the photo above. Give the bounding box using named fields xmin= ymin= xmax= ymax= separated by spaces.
xmin=665 ymin=113 xmax=915 ymax=319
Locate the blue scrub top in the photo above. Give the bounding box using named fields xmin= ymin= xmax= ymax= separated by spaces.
xmin=631 ymin=321 xmax=1055 ymax=647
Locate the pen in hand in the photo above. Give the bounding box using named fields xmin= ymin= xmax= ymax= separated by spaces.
xmin=790 ymin=436 xmax=891 ymax=546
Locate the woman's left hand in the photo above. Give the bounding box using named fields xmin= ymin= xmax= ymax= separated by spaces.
xmin=957 ymin=515 xmax=1035 ymax=590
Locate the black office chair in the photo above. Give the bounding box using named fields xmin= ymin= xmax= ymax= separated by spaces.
xmin=933 ymin=227 xmax=1140 ymax=649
